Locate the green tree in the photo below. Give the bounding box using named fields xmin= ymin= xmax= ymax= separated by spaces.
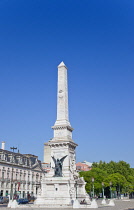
xmin=80 ymin=160 xmax=134 ymax=197
xmin=104 ymin=173 xmax=127 ymax=194
xmin=126 ymin=175 xmax=134 ymax=194
xmin=115 ymin=161 xmax=131 ymax=179
xmin=80 ymin=168 xmax=107 ymax=195
xmin=92 ymin=160 xmax=132 ymax=178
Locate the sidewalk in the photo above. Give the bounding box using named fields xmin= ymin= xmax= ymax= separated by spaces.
xmin=1 ymin=199 xmax=134 ymax=210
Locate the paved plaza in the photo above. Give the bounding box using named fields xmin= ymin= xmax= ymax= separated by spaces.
xmin=0 ymin=199 xmax=134 ymax=210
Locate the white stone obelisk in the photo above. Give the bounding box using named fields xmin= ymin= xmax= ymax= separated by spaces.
xmin=55 ymin=61 xmax=70 ymax=126
xmin=52 ymin=61 xmax=73 ymax=142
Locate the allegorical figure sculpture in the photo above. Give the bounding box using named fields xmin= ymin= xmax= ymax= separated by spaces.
xmin=52 ymin=155 xmax=67 ymax=177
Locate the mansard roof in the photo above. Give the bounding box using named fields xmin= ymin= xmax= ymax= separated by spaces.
xmin=0 ymin=149 xmax=42 ymax=171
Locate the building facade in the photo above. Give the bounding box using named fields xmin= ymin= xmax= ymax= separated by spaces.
xmin=0 ymin=144 xmax=44 ymax=199
xmin=76 ymin=162 xmax=92 ymax=172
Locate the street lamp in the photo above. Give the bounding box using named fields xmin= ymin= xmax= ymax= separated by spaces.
xmin=92 ymin=177 xmax=94 ymax=198
xmin=10 ymin=147 xmax=17 ymax=152
xmin=118 ymin=179 xmax=120 ymax=199
xmin=102 ymin=182 xmax=104 ymax=198
xmin=10 ymin=146 xmax=17 ymax=200
xmin=10 ymin=167 xmax=14 ymax=200
xmin=110 ymin=182 xmax=112 ymax=199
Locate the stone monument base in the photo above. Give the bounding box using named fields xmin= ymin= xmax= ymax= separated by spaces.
xmin=34 ymin=177 xmax=73 ymax=206
xmin=34 ymin=175 xmax=90 ymax=207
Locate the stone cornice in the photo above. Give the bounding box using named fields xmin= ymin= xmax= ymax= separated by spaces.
xmin=46 ymin=140 xmax=78 ymax=148
xmin=52 ymin=125 xmax=74 ymax=132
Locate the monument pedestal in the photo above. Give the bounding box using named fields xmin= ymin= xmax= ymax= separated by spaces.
xmin=35 ymin=176 xmax=74 ymax=206
xmin=35 ymin=173 xmax=90 ymax=206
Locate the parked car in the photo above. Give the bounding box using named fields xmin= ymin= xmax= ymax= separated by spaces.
xmin=17 ymin=198 xmax=29 ymax=204
xmin=0 ymin=196 xmax=9 ymax=204
xmin=28 ymin=196 xmax=36 ymax=202
xmin=0 ymin=198 xmax=3 ymax=204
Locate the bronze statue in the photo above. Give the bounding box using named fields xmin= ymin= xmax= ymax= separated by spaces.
xmin=52 ymin=155 xmax=67 ymax=177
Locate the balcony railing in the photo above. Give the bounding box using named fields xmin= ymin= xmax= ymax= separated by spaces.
xmin=0 ymin=178 xmax=41 ymax=186
xmin=12 ymin=179 xmax=26 ymax=184
xmin=21 ymin=180 xmax=26 ymax=184
xmin=35 ymin=181 xmax=41 ymax=185
xmin=0 ymin=178 xmax=5 ymax=182
xmin=13 ymin=179 xmax=18 ymax=183
xmin=0 ymin=178 xmax=10 ymax=182
xmin=0 ymin=178 xmax=38 ymax=185
xmin=5 ymin=178 xmax=10 ymax=183
xmin=31 ymin=181 xmax=35 ymax=185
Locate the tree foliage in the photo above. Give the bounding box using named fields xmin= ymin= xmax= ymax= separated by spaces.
xmin=80 ymin=160 xmax=134 ymax=197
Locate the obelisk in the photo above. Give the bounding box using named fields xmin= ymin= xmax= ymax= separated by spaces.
xmin=55 ymin=61 xmax=70 ymax=126
xmin=52 ymin=61 xmax=73 ymax=141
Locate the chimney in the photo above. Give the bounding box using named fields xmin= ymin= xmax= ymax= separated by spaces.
xmin=1 ymin=141 xmax=5 ymax=150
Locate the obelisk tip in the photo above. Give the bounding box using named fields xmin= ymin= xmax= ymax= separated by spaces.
xmin=58 ymin=61 xmax=67 ymax=69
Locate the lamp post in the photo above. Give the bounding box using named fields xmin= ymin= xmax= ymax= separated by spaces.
xmin=10 ymin=167 xmax=13 ymax=200
xmin=110 ymin=182 xmax=112 ymax=199
xmin=10 ymin=147 xmax=17 ymax=152
xmin=118 ymin=179 xmax=120 ymax=199
xmin=10 ymin=147 xmax=17 ymax=200
xmin=102 ymin=182 xmax=104 ymax=198
xmin=92 ymin=177 xmax=94 ymax=198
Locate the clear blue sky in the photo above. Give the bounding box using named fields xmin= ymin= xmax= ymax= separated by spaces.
xmin=0 ymin=0 xmax=134 ymax=166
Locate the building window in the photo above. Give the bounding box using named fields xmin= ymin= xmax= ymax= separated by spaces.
xmin=7 ymin=172 xmax=9 ymax=178
xmin=32 ymin=173 xmax=34 ymax=181
xmin=0 ymin=190 xmax=3 ymax=196
xmin=6 ymin=190 xmax=8 ymax=196
xmin=2 ymin=154 xmax=5 ymax=160
xmin=2 ymin=171 xmax=4 ymax=178
xmin=36 ymin=173 xmax=39 ymax=181
xmin=6 ymin=182 xmax=9 ymax=188
xmin=25 ymin=159 xmax=27 ymax=165
xmin=19 ymin=158 xmax=23 ymax=164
